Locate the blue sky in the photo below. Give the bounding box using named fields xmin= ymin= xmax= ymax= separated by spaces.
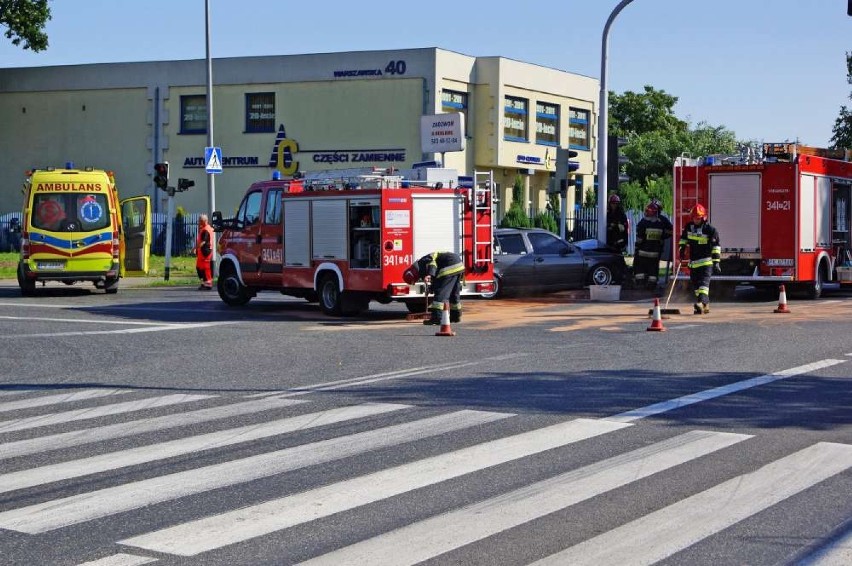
xmin=2 ymin=0 xmax=849 ymax=146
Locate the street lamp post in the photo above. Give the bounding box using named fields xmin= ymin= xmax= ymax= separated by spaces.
xmin=596 ymin=0 xmax=634 ymax=242
xmin=205 ymin=0 xmax=217 ymax=272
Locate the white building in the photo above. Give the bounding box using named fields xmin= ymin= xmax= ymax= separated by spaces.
xmin=0 ymin=47 xmax=599 ymax=219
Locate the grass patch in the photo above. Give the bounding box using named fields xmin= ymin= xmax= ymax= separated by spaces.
xmin=0 ymin=252 xmax=197 ymax=282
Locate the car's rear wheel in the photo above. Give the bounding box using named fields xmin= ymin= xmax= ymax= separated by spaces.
xmin=17 ymin=263 xmax=35 ymax=297
xmin=589 ymin=265 xmax=614 ymax=286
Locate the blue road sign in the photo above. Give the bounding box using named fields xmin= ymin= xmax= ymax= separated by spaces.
xmin=205 ymin=147 xmax=223 ymax=174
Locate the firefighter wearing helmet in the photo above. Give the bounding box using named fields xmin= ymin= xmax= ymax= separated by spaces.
xmin=678 ymin=203 xmax=721 ymax=314
xmin=403 ymin=251 xmax=465 ymax=325
xmin=605 ymin=194 xmax=628 ymax=253
xmin=633 ymin=200 xmax=673 ymax=290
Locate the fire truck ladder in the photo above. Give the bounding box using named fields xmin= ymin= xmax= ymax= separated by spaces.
xmin=471 ymin=170 xmax=494 ymax=268
xmin=675 ymin=153 xmax=700 ymax=217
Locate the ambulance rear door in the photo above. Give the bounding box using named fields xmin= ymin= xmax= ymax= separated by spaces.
xmin=120 ymin=196 xmax=152 ymax=276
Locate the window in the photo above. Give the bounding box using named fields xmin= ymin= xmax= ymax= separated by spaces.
xmin=569 ymin=108 xmax=590 ymax=150
xmin=180 ymin=95 xmax=207 ymax=134
xmin=503 ymin=96 xmax=528 ymax=142
xmin=495 ymin=233 xmax=527 ymax=255
xmin=535 ymin=101 xmax=560 ymax=146
xmin=264 ymin=189 xmax=282 ymax=224
xmin=32 ymin=193 xmax=110 ymax=232
xmin=528 ymin=231 xmax=570 ymax=255
xmin=237 ymin=191 xmax=263 ymax=227
xmin=441 ymin=89 xmax=468 ymax=132
xmin=246 ymin=92 xmax=275 ymax=133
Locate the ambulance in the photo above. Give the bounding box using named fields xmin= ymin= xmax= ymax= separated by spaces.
xmin=16 ymin=163 xmax=152 ymax=296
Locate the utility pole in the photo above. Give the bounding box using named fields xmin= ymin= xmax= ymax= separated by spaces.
xmin=596 ymin=0 xmax=635 ymax=242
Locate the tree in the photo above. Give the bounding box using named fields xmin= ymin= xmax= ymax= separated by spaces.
xmin=608 ymin=86 xmax=687 ymax=138
xmin=1 ymin=0 xmax=51 ymax=52
xmin=829 ymin=52 xmax=852 ymax=150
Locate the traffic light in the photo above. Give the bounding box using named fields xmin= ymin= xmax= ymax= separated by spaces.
xmin=177 ymin=178 xmax=195 ymax=192
xmin=153 ymin=162 xmax=169 ymax=191
xmin=606 ymin=135 xmax=630 ymax=192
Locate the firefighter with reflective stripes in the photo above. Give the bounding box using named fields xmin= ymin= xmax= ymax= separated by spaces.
xmin=633 ymin=201 xmax=672 ymax=290
xmin=403 ymin=251 xmax=465 ymax=325
xmin=678 ymin=204 xmax=721 ymax=314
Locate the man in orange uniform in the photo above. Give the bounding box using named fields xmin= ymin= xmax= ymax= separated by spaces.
xmin=195 ymin=214 xmax=214 ymax=290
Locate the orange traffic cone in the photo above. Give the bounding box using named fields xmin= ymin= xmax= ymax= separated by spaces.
xmin=435 ymin=301 xmax=456 ymax=337
xmin=646 ymin=298 xmax=666 ymax=332
xmin=774 ymin=285 xmax=791 ymax=313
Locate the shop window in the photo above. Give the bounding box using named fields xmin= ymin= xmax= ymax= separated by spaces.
xmin=569 ymin=107 xmax=590 ymax=150
xmin=180 ymin=95 xmax=207 ymax=134
xmin=246 ymin=92 xmax=275 ymax=133
xmin=504 ymin=95 xmax=528 ymax=142
xmin=536 ymin=101 xmax=560 ymax=146
xmin=349 ymin=200 xmax=380 ymax=269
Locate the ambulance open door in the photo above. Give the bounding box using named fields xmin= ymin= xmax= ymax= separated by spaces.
xmin=120 ymin=196 xmax=152 ymax=276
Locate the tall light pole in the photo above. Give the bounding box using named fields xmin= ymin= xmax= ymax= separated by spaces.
xmin=596 ymin=0 xmax=634 ymax=242
xmin=205 ymin=0 xmax=217 ymax=271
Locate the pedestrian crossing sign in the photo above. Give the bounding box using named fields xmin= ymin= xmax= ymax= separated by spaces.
xmin=204 ymin=147 xmax=223 ymax=174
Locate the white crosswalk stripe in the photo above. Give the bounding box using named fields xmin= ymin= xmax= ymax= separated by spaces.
xmin=0 ymin=392 xmax=216 ymax=434
xmin=0 ymin=408 xmax=511 ymax=533
xmin=300 ymin=429 xmax=752 ymax=566
xmin=0 ymin=381 xmax=848 ymax=566
xmin=531 ymin=442 xmax=852 ymax=566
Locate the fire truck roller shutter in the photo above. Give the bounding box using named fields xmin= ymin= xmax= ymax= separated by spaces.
xmin=709 ymin=173 xmax=761 ymax=252
xmin=412 ymin=195 xmax=462 ymax=260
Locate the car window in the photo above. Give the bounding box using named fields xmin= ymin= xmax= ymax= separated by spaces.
xmin=528 ymin=232 xmax=570 ymax=255
xmin=239 ymin=191 xmax=263 ymax=226
xmin=495 ymin=233 xmax=527 ymax=255
xmin=264 ymin=189 xmax=282 ymax=224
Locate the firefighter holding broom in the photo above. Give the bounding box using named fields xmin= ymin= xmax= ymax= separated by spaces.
xmin=678 ymin=204 xmax=721 ymax=314
xmin=403 ymin=252 xmax=465 ymax=325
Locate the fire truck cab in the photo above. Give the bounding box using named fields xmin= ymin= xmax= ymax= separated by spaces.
xmin=673 ymin=144 xmax=852 ymax=298
xmin=213 ymin=167 xmax=494 ymax=315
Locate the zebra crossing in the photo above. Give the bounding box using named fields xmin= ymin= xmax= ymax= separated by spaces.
xmin=0 ymin=370 xmax=850 ymax=566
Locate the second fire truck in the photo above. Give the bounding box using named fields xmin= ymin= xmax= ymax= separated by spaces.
xmin=212 ymin=167 xmax=495 ymax=315
xmin=673 ymin=143 xmax=852 ymax=298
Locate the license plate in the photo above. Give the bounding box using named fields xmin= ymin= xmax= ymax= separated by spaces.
xmin=36 ymin=261 xmax=66 ymax=270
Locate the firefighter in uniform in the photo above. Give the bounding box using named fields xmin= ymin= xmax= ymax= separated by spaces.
xmin=403 ymin=251 xmax=465 ymax=325
xmin=195 ymin=214 xmax=214 ymax=290
xmin=605 ymin=194 xmax=628 ymax=253
xmin=633 ymin=201 xmax=672 ymax=290
xmin=678 ymin=203 xmax=721 ymax=314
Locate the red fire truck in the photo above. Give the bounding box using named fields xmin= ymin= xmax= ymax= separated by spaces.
xmin=212 ymin=168 xmax=495 ymax=315
xmin=673 ymin=143 xmax=852 ymax=298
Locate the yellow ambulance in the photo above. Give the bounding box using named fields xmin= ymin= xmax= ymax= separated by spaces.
xmin=16 ymin=164 xmax=151 ymax=295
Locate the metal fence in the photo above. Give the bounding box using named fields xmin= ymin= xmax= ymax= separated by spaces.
xmin=0 ymin=212 xmax=200 ymax=256
xmin=520 ymin=207 xmax=647 ymax=255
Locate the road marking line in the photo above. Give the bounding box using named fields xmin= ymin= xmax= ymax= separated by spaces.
xmin=0 ymin=397 xmax=304 ymax=460
xmin=249 ymin=353 xmax=530 ymax=399
xmin=3 ymin=321 xmax=238 ymax=338
xmin=0 ymin=388 xmax=133 ymax=414
xmin=118 ymin=418 xmax=630 ymax=556
xmin=531 ymin=442 xmax=852 ymax=566
xmin=0 ymin=409 xmax=512 ymax=534
xmin=302 ymin=430 xmax=750 ymax=566
xmin=76 ymin=553 xmax=157 ymax=566
xmin=0 ymin=393 xmax=215 ymax=435
xmin=0 ymin=315 xmax=174 ymax=326
xmin=796 ymin=520 xmax=852 ymax=565
xmin=0 ymin=403 xmax=410 ymax=493
xmin=607 ymin=359 xmax=847 ymax=423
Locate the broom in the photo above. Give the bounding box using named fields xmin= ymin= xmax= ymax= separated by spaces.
xmin=660 ymin=260 xmax=683 ymax=315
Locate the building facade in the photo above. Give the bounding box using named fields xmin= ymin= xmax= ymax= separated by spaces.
xmin=0 ymin=48 xmax=599 ymax=219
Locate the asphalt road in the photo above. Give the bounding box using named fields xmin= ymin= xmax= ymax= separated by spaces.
xmin=0 ymin=282 xmax=850 ymax=565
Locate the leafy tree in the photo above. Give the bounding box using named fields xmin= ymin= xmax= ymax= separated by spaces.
xmin=0 ymin=0 xmax=51 ymax=52
xmin=829 ymin=52 xmax=852 ymax=150
xmin=502 ymin=174 xmax=532 ymax=228
xmin=609 ymin=86 xmax=687 ymax=138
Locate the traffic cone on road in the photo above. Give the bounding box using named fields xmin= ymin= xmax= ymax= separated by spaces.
xmin=646 ymin=298 xmax=667 ymax=332
xmin=435 ymin=301 xmax=456 ymax=337
xmin=774 ymin=285 xmax=791 ymax=313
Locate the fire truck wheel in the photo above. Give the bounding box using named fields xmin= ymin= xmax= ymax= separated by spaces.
xmin=319 ymin=274 xmax=343 ymax=316
xmin=17 ymin=263 xmax=35 ymax=297
xmin=217 ymin=263 xmax=252 ymax=306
